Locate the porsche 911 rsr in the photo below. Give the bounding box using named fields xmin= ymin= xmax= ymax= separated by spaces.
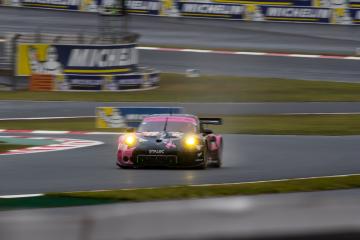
xmin=116 ymin=114 xmax=223 ymax=169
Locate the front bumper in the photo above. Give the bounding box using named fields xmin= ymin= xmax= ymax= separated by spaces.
xmin=117 ymin=149 xmax=204 ymax=168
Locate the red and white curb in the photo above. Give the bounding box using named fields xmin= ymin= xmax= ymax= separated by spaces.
xmin=0 ymin=136 xmax=103 ymax=155
xmin=0 ymin=129 xmax=120 ymax=135
xmin=138 ymin=46 xmax=360 ymax=61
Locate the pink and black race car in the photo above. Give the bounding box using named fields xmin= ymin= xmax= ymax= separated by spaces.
xmin=117 ymin=114 xmax=223 ymax=169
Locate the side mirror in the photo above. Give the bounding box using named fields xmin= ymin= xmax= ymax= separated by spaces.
xmin=203 ymin=129 xmax=213 ymax=135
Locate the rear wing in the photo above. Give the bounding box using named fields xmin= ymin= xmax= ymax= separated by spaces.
xmin=199 ymin=118 xmax=223 ymax=125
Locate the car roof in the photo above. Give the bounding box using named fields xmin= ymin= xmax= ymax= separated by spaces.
xmin=144 ymin=114 xmax=198 ymax=118
xmin=143 ymin=114 xmax=199 ymax=124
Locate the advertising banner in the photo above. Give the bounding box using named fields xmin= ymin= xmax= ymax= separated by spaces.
xmin=21 ymin=0 xmax=80 ymax=10
xmin=312 ymin=0 xmax=348 ymax=8
xmin=331 ymin=7 xmax=353 ymax=23
xmin=178 ymin=2 xmax=246 ymax=19
xmin=126 ymin=0 xmax=161 ymax=15
xmin=349 ymin=0 xmax=360 ymax=8
xmin=16 ymin=43 xmax=138 ymax=76
xmin=54 ymin=72 xmax=159 ymax=91
xmin=99 ymin=0 xmax=161 ymax=15
xmin=96 ymin=107 xmax=184 ymax=128
xmin=80 ymin=0 xmax=100 ymax=11
xmin=260 ymin=5 xmax=332 ymax=23
xmin=210 ymin=0 xmax=312 ymax=6
xmin=349 ymin=8 xmax=360 ymax=22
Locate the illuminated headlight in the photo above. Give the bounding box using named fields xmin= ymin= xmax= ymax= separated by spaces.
xmin=184 ymin=135 xmax=199 ymax=148
xmin=124 ymin=134 xmax=137 ymax=147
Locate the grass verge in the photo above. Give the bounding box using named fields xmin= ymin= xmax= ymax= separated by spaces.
xmin=2 ymin=73 xmax=360 ymax=102
xmin=3 ymin=114 xmax=360 ymax=135
xmin=2 ymin=175 xmax=360 ymax=211
xmin=0 ymin=143 xmax=35 ymax=152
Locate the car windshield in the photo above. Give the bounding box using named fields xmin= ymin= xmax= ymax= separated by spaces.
xmin=138 ymin=120 xmax=197 ymax=133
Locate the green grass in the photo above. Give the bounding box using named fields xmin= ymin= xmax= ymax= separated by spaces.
xmin=48 ymin=175 xmax=360 ymax=202
xmin=0 ymin=143 xmax=34 ymax=152
xmin=2 ymin=73 xmax=360 ymax=102
xmin=2 ymin=174 xmax=360 ymax=211
xmin=3 ymin=114 xmax=360 ymax=135
xmin=0 ymin=196 xmax=115 ymax=211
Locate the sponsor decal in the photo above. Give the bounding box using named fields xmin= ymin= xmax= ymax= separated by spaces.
xmin=16 ymin=43 xmax=138 ymax=76
xmin=149 ymin=149 xmax=165 ymax=154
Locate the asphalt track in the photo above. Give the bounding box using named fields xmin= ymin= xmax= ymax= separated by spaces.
xmin=1 ymin=132 xmax=360 ymax=195
xmin=1 ymin=8 xmax=360 ymax=81
xmin=4 ymin=101 xmax=360 ymax=118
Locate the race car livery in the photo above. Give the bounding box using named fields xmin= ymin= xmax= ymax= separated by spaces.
xmin=116 ymin=114 xmax=223 ymax=169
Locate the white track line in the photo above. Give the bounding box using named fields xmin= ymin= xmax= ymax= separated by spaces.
xmin=137 ymin=46 xmax=360 ymax=61
xmin=0 ymin=194 xmax=44 ymax=199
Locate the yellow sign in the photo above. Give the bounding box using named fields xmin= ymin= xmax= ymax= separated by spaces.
xmin=96 ymin=107 xmax=127 ymax=128
xmin=16 ymin=44 xmax=50 ymax=76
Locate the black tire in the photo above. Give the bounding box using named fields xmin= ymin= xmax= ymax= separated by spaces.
xmin=212 ymin=141 xmax=223 ymax=168
xmin=197 ymin=148 xmax=209 ymax=170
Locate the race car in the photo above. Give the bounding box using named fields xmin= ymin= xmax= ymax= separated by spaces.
xmin=116 ymin=114 xmax=223 ymax=169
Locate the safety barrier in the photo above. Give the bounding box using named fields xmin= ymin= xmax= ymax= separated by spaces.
xmin=1 ymin=0 xmax=359 ymax=25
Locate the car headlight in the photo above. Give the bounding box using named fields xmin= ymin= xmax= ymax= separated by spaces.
xmin=124 ymin=134 xmax=137 ymax=147
xmin=184 ymin=135 xmax=199 ymax=148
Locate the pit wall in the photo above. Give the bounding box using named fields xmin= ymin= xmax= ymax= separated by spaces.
xmin=1 ymin=0 xmax=360 ymax=25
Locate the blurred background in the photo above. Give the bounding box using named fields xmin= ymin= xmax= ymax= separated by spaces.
xmin=1 ymin=0 xmax=360 ymax=239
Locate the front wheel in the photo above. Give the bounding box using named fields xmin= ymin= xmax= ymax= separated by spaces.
xmin=196 ymin=149 xmax=209 ymax=170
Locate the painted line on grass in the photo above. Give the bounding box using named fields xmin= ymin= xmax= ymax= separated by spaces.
xmin=137 ymin=46 xmax=360 ymax=61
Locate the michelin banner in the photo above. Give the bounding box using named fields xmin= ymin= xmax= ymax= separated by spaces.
xmin=2 ymin=0 xmax=359 ymax=24
xmin=5 ymin=0 xmax=81 ymax=9
xmin=16 ymin=43 xmax=138 ymax=77
xmin=177 ymin=2 xmax=245 ymax=19
xmin=54 ymin=72 xmax=159 ymax=91
xmin=96 ymin=107 xmax=184 ymax=128
xmin=259 ymin=5 xmax=332 ymax=23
